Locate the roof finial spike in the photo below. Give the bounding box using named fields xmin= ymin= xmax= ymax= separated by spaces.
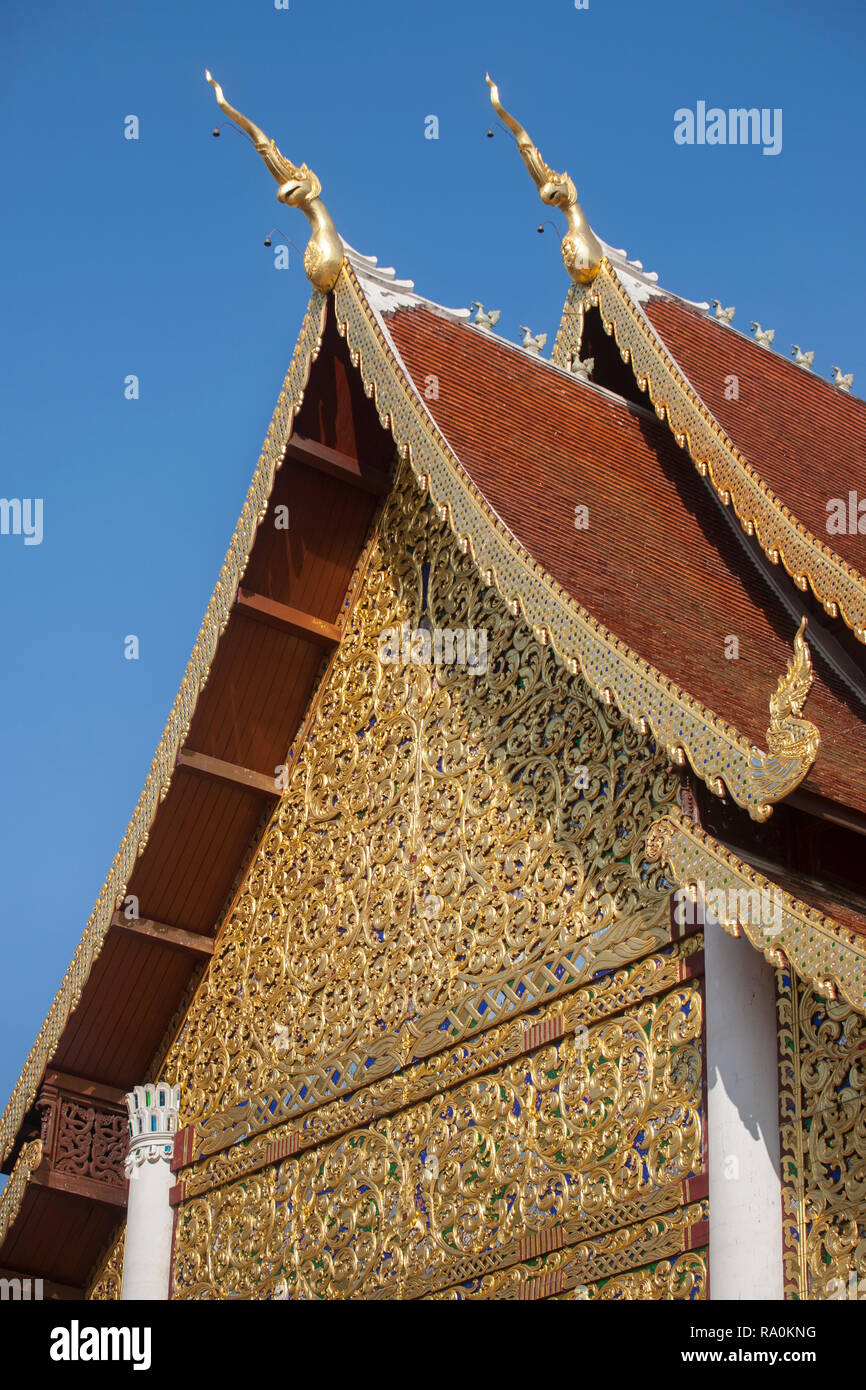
xmin=485 ymin=73 xmax=603 ymax=284
xmin=205 ymin=70 xmax=343 ymax=293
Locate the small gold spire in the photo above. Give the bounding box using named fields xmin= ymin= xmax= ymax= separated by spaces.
xmin=205 ymin=71 xmax=344 ymax=293
xmin=486 ymin=74 xmax=603 ymax=284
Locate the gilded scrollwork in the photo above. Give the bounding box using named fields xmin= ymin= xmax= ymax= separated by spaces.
xmin=177 ymin=934 xmax=703 ymax=1197
xmin=86 ymin=1227 xmax=126 ymax=1301
xmin=172 ymin=979 xmax=703 ymax=1299
xmin=164 ymin=468 xmax=679 ymax=1142
xmin=551 ymin=1249 xmax=707 ymax=1301
xmin=429 ymin=1200 xmax=708 ymax=1300
xmin=777 ymin=968 xmax=866 ymax=1300
xmin=162 ymin=458 xmax=704 ymax=1299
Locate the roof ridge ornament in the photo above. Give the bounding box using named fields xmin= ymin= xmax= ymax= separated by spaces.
xmin=485 ymin=74 xmax=603 ymax=285
xmin=751 ymin=617 xmax=821 ymax=800
xmin=205 ymin=71 xmax=344 ymax=293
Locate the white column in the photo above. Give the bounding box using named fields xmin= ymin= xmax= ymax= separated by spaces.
xmin=121 ymin=1081 xmax=181 ymax=1301
xmin=704 ymin=916 xmax=784 ymax=1299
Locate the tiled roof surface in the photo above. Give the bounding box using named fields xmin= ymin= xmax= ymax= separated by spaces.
xmin=643 ymin=297 xmax=866 ymax=577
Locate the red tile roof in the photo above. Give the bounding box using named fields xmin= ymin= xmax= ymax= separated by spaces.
xmin=643 ymin=297 xmax=866 ymax=578
xmin=386 ymin=304 xmax=866 ymax=817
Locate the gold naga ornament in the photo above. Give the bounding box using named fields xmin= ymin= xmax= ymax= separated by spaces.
xmin=486 ymin=74 xmax=604 ymax=284
xmin=205 ymin=71 xmax=344 ymax=292
xmin=761 ymin=617 xmax=820 ymax=767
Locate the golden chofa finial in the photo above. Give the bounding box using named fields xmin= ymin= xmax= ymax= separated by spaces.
xmin=205 ymin=70 xmax=343 ymax=293
xmin=486 ymin=74 xmax=603 ymax=285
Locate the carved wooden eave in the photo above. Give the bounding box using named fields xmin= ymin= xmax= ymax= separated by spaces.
xmin=0 ymin=294 xmax=328 ymax=1172
xmin=554 ymin=259 xmax=866 ymax=644
xmin=645 ymin=810 xmax=866 ymax=1014
xmin=0 ymin=1141 xmax=42 ymax=1253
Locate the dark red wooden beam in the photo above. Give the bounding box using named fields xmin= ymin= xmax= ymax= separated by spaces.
xmin=789 ymin=789 xmax=866 ymax=838
xmin=285 ymin=433 xmax=391 ymax=495
xmin=31 ymin=1170 xmax=127 ymax=1208
xmin=236 ymin=589 xmax=342 ymax=646
xmin=175 ymin=748 xmax=277 ymax=796
xmin=43 ymin=1070 xmax=127 ymax=1107
xmin=109 ymin=912 xmax=215 ymax=959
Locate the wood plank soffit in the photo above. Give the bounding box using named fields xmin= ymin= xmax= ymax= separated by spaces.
xmin=285 ymin=433 xmax=392 ymax=494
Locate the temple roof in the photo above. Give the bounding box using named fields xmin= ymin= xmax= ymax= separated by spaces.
xmin=3 ymin=237 xmax=866 ymax=1284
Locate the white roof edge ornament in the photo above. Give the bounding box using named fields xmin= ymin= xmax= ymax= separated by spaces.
xmin=342 ymin=242 xmax=471 ymax=322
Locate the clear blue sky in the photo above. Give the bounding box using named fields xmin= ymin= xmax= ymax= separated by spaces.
xmin=2 ymin=0 xmax=864 ymax=1158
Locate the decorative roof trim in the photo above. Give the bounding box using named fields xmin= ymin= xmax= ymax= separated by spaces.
xmin=566 ymin=261 xmax=866 ymax=643
xmin=336 ymin=262 xmax=819 ymax=824
xmin=0 ymin=1140 xmax=42 ymax=1249
xmin=0 ymin=294 xmax=329 ymax=1167
xmin=645 ymin=810 xmax=866 ymax=1013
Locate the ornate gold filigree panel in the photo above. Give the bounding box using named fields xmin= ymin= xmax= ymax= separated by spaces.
xmin=86 ymin=1227 xmax=126 ymax=1301
xmin=172 ymin=977 xmax=703 ymax=1299
xmin=777 ymin=968 xmax=866 ymax=1300
xmin=164 ymin=468 xmax=679 ymax=1143
xmin=175 ymin=935 xmax=703 ymax=1198
xmin=429 ymin=1202 xmax=708 ymax=1300
xmin=549 ymin=1248 xmax=708 ymax=1301
xmin=162 ymin=463 xmax=706 ymax=1299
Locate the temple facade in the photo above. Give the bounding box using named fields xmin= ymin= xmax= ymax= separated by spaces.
xmin=1 ymin=77 xmax=865 ymax=1302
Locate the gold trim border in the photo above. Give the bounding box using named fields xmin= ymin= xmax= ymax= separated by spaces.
xmin=0 ymin=293 xmax=329 ymax=1167
xmin=426 ymin=1202 xmax=709 ymax=1301
xmin=0 ymin=1140 xmax=42 ymax=1249
xmin=573 ymin=263 xmax=866 ymax=643
xmin=334 ymin=263 xmax=815 ymax=822
xmin=645 ymin=809 xmax=866 ymax=1013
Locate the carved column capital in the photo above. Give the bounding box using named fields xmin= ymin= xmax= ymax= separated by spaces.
xmin=124 ymin=1081 xmax=181 ymax=1177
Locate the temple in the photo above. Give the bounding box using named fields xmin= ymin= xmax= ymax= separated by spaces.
xmin=1 ymin=74 xmax=864 ymax=1303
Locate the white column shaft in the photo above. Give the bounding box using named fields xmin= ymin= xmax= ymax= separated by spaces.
xmin=121 ymin=1157 xmax=175 ymax=1300
xmin=705 ymin=921 xmax=783 ymax=1299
